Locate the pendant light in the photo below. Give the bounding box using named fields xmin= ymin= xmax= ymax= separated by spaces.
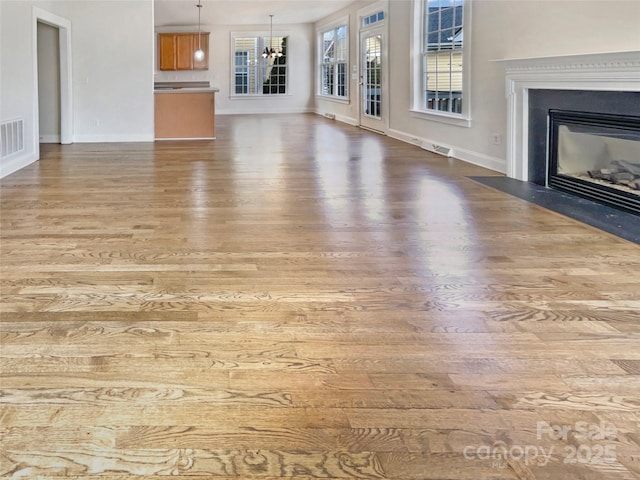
xmin=262 ymin=14 xmax=283 ymax=59
xmin=194 ymin=0 xmax=205 ymax=61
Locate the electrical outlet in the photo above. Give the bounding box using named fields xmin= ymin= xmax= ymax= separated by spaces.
xmin=492 ymin=133 xmax=502 ymax=145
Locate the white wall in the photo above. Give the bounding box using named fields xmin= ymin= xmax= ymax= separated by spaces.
xmin=4 ymin=0 xmax=639 ymax=178
xmin=496 ymin=0 xmax=640 ymax=60
xmin=154 ymin=23 xmax=316 ymax=114
xmin=1 ymin=0 xmax=154 ymax=178
xmin=1 ymin=1 xmax=42 ymax=176
xmin=316 ymin=0 xmax=640 ymax=174
xmin=37 ymin=21 xmax=61 ymax=143
xmin=54 ymin=0 xmax=155 ymax=142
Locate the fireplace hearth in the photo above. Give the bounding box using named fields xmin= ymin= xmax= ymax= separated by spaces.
xmin=548 ymin=110 xmax=640 ymax=214
xmin=493 ymin=51 xmax=640 ymax=241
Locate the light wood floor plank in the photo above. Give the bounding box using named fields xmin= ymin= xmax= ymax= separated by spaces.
xmin=1 ymin=114 xmax=639 ymax=479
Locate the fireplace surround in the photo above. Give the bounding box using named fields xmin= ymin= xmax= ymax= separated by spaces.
xmin=479 ymin=52 xmax=640 ymax=242
xmin=498 ymin=51 xmax=640 ymax=181
xmin=497 ymin=51 xmax=640 ymax=213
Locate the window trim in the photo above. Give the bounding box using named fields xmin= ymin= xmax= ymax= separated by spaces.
xmin=316 ymin=15 xmax=350 ymax=100
xmin=410 ymin=0 xmax=472 ymax=127
xmin=230 ymin=32 xmax=289 ymax=97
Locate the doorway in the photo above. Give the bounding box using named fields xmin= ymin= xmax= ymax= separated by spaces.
xmin=33 ymin=7 xmax=72 ymax=156
xmin=37 ymin=22 xmax=61 ymax=144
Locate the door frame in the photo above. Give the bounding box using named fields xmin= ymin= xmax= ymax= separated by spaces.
xmin=33 ymin=7 xmax=73 ymax=155
xmin=357 ymin=1 xmax=389 ymax=134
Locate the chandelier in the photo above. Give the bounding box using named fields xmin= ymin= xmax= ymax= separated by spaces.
xmin=262 ymin=14 xmax=283 ymax=58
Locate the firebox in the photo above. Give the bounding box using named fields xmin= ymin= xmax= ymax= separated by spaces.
xmin=547 ymin=110 xmax=640 ymax=215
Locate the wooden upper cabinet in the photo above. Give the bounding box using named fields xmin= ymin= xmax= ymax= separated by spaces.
xmin=192 ymin=33 xmax=209 ymax=71
xmin=158 ymin=34 xmax=177 ymax=71
xmin=175 ymin=34 xmax=194 ymax=70
xmin=158 ymin=32 xmax=209 ymax=71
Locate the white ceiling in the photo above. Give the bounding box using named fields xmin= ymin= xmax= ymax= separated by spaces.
xmin=154 ymin=0 xmax=357 ymax=26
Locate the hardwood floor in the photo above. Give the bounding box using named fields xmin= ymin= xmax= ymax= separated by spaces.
xmin=1 ymin=114 xmax=639 ymax=479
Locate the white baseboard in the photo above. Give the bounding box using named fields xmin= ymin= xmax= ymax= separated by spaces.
xmin=387 ymin=129 xmax=427 ymax=147
xmin=155 ymin=137 xmax=216 ymax=141
xmin=0 ymin=152 xmax=38 ymax=179
xmin=73 ymin=134 xmax=154 ymax=143
xmin=388 ymin=128 xmax=506 ymax=173
xmin=314 ymin=110 xmax=358 ymax=126
xmin=335 ymin=113 xmax=358 ymax=126
xmin=217 ymin=107 xmax=314 ymax=115
xmin=39 ymin=134 xmax=61 ymax=143
xmin=453 ymin=145 xmax=507 ymax=173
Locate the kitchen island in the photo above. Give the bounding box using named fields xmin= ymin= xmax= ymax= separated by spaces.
xmin=154 ymin=86 xmax=219 ymax=140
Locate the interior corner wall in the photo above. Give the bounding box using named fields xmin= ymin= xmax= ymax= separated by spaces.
xmin=1 ymin=0 xmax=155 ymax=179
xmin=154 ymin=23 xmax=315 ymax=115
xmin=314 ymin=0 xmax=640 ymax=174
xmin=387 ymin=0 xmax=640 ymax=174
xmin=216 ymin=23 xmax=316 ymax=114
xmin=313 ymin=0 xmax=377 ymax=124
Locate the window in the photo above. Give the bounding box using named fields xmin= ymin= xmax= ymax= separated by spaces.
xmin=422 ymin=0 xmax=464 ymax=114
xmin=319 ymin=24 xmax=348 ymax=99
xmin=362 ymin=11 xmax=384 ymax=27
xmin=234 ymin=51 xmax=249 ymax=94
xmin=411 ymin=0 xmax=469 ymax=126
xmin=232 ymin=36 xmax=288 ymax=96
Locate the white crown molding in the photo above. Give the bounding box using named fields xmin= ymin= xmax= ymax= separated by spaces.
xmin=494 ymin=50 xmax=640 ymax=72
xmin=495 ymin=51 xmax=640 ymax=182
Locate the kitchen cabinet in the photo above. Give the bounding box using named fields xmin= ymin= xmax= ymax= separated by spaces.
xmin=158 ymin=33 xmax=209 ymax=71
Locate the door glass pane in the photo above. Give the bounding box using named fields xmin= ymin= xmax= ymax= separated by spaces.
xmin=363 ymin=34 xmax=382 ymax=119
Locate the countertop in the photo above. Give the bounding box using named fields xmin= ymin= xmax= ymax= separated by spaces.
xmin=154 ymin=87 xmax=220 ymax=94
xmin=154 ymin=81 xmax=219 ymax=94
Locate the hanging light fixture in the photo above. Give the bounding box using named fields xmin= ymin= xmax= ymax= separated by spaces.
xmin=262 ymin=14 xmax=283 ymax=58
xmin=194 ymin=0 xmax=205 ymax=61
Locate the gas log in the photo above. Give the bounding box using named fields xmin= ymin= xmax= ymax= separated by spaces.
xmin=589 ymin=160 xmax=640 ymax=190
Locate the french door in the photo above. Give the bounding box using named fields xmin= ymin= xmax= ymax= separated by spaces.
xmin=359 ymin=26 xmax=387 ymax=133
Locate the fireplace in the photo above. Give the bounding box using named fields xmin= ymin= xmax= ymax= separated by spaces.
xmin=487 ymin=52 xmax=640 ymax=241
xmin=548 ymin=110 xmax=640 ymax=214
xmin=498 ymin=51 xmax=640 ymax=193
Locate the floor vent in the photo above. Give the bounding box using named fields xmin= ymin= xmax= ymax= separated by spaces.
xmin=421 ymin=141 xmax=453 ymax=157
xmin=324 ymin=113 xmax=336 ymax=120
xmin=1 ymin=119 xmax=25 ymax=159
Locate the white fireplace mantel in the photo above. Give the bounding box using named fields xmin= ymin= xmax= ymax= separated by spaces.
xmin=495 ymin=51 xmax=640 ymax=181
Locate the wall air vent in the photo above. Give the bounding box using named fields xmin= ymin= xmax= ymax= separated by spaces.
xmin=421 ymin=141 xmax=453 ymax=157
xmin=1 ymin=119 xmax=25 ymax=159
